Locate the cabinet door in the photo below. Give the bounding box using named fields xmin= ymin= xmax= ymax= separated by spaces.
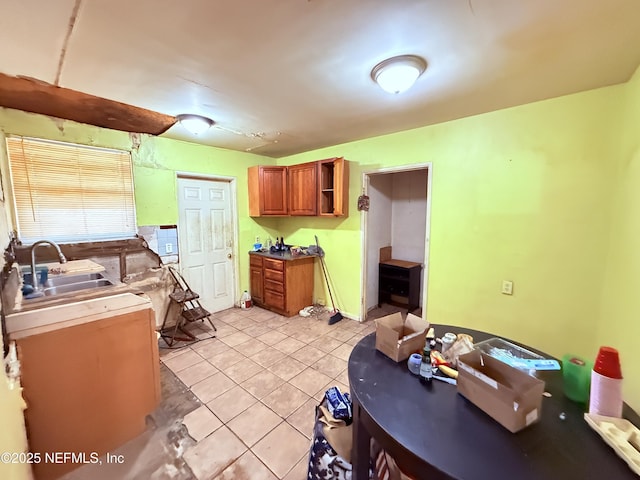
xmin=318 ymin=157 xmax=349 ymax=216
xmin=288 ymin=161 xmax=318 ymax=215
xmin=260 ymin=166 xmax=288 ymax=215
xmin=248 ymin=166 xmax=288 ymax=216
xmin=250 ymin=266 xmax=264 ymax=304
xmin=249 ymin=254 xmax=264 ymax=303
xmin=17 ymin=308 xmax=159 ymax=480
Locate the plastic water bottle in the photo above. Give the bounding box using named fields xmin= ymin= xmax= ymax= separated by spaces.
xmin=240 ymin=290 xmax=252 ymax=310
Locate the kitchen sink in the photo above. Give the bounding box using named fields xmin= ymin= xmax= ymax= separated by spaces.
xmin=23 ymin=272 xmax=106 ymax=288
xmin=23 ymin=271 xmax=115 ymax=298
xmin=42 ymin=279 xmax=114 ymax=296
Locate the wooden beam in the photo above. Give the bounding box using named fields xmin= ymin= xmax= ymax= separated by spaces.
xmin=0 ymin=73 xmax=176 ymax=135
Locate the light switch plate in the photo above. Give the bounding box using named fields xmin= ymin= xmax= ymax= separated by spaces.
xmin=501 ymin=280 xmax=513 ymax=295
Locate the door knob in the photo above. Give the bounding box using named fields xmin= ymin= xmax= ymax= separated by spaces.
xmin=227 ymin=253 xmax=232 ymax=259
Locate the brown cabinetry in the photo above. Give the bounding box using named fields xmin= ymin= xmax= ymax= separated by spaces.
xmin=248 ymin=165 xmax=288 ymax=216
xmin=250 ymin=254 xmax=265 ymax=304
xmin=15 ymin=303 xmax=160 ymax=480
xmin=248 ymin=158 xmax=348 ymax=217
xmin=249 ymin=253 xmax=314 ymax=316
xmin=288 ymin=161 xmax=318 ymax=215
xmin=319 ymin=157 xmax=349 ymax=216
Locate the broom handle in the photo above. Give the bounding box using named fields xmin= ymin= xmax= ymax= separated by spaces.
xmin=315 ymin=236 xmax=338 ymax=312
xmin=320 ymin=256 xmax=337 ymax=312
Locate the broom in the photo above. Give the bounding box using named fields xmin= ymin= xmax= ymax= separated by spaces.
xmin=315 ymin=236 xmax=343 ymax=325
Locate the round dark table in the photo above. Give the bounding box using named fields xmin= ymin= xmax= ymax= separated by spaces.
xmin=347 ymin=325 xmax=640 ymax=480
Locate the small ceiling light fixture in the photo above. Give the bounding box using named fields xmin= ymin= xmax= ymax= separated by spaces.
xmin=176 ymin=114 xmax=214 ymax=135
xmin=371 ymin=55 xmax=427 ymax=94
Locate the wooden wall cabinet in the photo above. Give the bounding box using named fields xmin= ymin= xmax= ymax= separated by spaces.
xmin=248 ymin=165 xmax=288 ymax=216
xmin=288 ymin=161 xmax=318 ymax=215
xmin=248 ymin=158 xmax=348 ymax=217
xmin=249 ymin=253 xmax=314 ymax=316
xmin=319 ymin=157 xmax=349 ymax=216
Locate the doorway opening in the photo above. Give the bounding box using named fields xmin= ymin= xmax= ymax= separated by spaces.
xmin=176 ymin=174 xmax=239 ymax=313
xmin=360 ymin=163 xmax=432 ymax=322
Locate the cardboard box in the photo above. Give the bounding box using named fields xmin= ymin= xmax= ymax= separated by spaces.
xmin=457 ymin=349 xmax=545 ymax=433
xmin=374 ymin=312 xmax=429 ymax=362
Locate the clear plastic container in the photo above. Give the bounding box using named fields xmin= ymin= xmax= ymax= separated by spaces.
xmin=474 ymin=337 xmax=543 ymax=369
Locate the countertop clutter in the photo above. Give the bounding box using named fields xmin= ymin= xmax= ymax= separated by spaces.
xmin=350 ymin=325 xmax=640 ymax=480
xmin=249 ymin=248 xmax=316 ymax=261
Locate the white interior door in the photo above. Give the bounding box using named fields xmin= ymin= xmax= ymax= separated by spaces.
xmin=177 ymin=177 xmax=235 ymax=312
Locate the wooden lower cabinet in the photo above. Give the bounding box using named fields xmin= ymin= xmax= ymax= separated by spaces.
xmin=15 ymin=305 xmax=160 ymax=480
xmin=250 ymin=254 xmax=265 ymax=304
xmin=249 ymin=253 xmax=314 ymax=316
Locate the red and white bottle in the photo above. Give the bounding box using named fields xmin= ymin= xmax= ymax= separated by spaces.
xmin=589 ymin=346 xmax=623 ymax=418
xmin=240 ymin=290 xmax=252 ymax=309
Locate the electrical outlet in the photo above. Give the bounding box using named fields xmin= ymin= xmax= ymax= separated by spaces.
xmin=501 ymin=280 xmax=513 ymax=295
xmin=165 ymin=243 xmax=173 ymax=254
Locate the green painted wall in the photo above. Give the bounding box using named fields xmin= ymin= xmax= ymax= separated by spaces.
xmin=279 ymin=85 xmax=626 ymax=399
xmin=598 ymin=65 xmax=640 ymax=412
xmin=0 ymin=107 xmax=276 ymax=293
xmin=0 ymin=144 xmax=30 ymax=480
xmin=1 ymin=72 xmax=639 ymax=413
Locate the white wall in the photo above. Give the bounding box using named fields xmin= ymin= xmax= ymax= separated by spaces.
xmin=390 ymin=169 xmax=428 ymax=307
xmin=365 ymin=174 xmax=393 ymax=311
xmin=390 ymin=169 xmax=428 ymax=263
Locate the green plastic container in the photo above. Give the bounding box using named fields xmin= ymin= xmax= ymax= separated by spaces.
xmin=562 ymin=354 xmax=593 ymax=403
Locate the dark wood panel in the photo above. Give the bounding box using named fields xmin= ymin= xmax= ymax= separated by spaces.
xmin=0 ymin=73 xmax=175 ymax=135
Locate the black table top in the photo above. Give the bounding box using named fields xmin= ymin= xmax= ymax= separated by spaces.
xmin=348 ymin=325 xmax=640 ymax=480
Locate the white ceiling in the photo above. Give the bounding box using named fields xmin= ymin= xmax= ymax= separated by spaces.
xmin=2 ymin=0 xmax=640 ymax=157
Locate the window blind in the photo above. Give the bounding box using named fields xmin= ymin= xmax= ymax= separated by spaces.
xmin=6 ymin=136 xmax=136 ymax=243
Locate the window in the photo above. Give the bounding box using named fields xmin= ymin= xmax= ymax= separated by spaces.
xmin=5 ymin=136 xmax=136 ymax=243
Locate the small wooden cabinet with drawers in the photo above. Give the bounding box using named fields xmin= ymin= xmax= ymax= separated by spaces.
xmin=249 ymin=252 xmax=315 ymax=316
xmin=378 ymin=259 xmax=422 ymax=313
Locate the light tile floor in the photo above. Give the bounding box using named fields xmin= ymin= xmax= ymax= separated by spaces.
xmin=160 ymin=306 xmax=377 ymax=480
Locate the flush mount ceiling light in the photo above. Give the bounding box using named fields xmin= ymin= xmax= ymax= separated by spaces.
xmin=176 ymin=114 xmax=214 ymax=135
xmin=371 ymin=55 xmax=427 ymax=94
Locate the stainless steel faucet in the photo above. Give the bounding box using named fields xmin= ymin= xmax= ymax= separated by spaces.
xmin=30 ymin=240 xmax=67 ymax=289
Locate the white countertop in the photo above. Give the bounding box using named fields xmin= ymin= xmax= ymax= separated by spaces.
xmin=6 ymin=292 xmax=153 ymax=339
